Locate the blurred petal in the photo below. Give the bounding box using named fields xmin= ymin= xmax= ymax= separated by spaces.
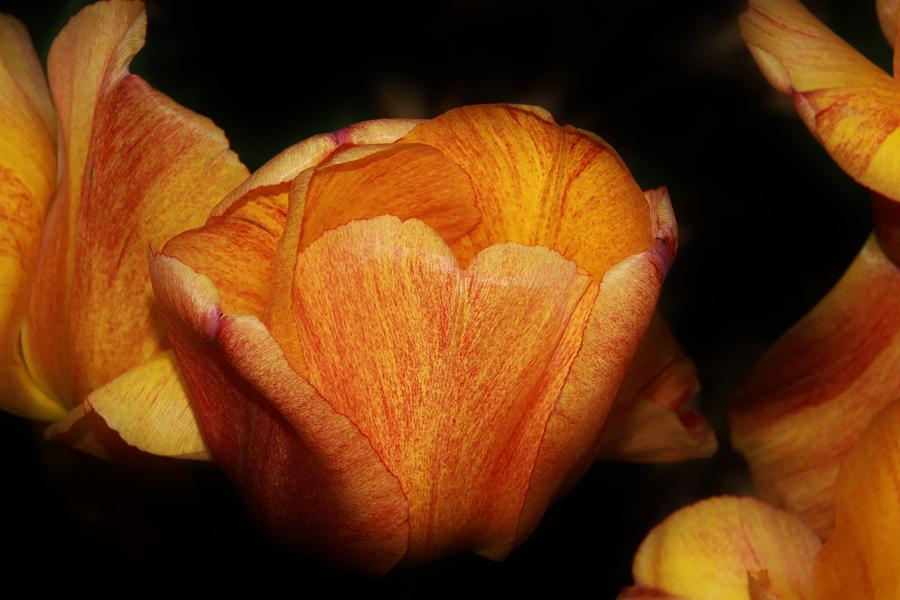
xmin=626 ymin=497 xmax=820 ymax=600
xmin=813 ymin=399 xmax=900 ymax=599
xmin=877 ymin=0 xmax=900 ymax=49
xmin=292 ymin=216 xmax=596 ymax=563
xmin=149 ymin=252 xmax=409 ymax=575
xmin=23 ymin=2 xmax=248 ymax=406
xmin=597 ymin=313 xmax=716 ymax=463
xmin=741 ymin=0 xmax=900 ymax=203
xmin=0 ymin=15 xmax=60 ymax=418
xmin=44 ymin=351 xmax=206 ymax=459
xmin=399 ymin=104 xmax=653 ymax=276
xmin=730 ymin=235 xmax=900 ymax=537
xmin=513 ymin=188 xmax=677 ymax=547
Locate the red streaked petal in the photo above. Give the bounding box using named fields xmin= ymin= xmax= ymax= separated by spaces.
xmin=149 ymin=252 xmax=410 ymax=574
xmin=399 ymin=104 xmax=653 ymax=277
xmin=741 ymin=0 xmax=900 ymax=203
xmin=23 ymin=2 xmax=248 ymax=407
xmin=291 ymin=215 xmax=596 ymax=563
xmin=597 ymin=313 xmax=715 ymax=463
xmin=730 ymin=235 xmax=900 ymax=537
xmin=0 ymin=14 xmax=59 ymax=418
xmin=514 ymin=188 xmax=677 ymax=546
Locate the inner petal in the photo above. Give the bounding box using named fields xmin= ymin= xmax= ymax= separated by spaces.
xmin=399 ymin=104 xmax=653 ymax=277
xmin=291 ymin=216 xmax=595 ymax=562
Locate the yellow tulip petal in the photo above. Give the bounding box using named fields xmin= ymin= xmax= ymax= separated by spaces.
xmin=0 ymin=15 xmax=60 ymax=418
xmin=514 ymin=188 xmax=677 ymax=546
xmin=399 ymin=104 xmax=653 ymax=276
xmin=625 ymin=497 xmax=821 ymax=600
xmin=813 ymin=398 xmax=900 ymax=599
xmin=23 ymin=1 xmax=248 ymax=407
xmin=44 ymin=351 xmax=207 ymax=459
xmin=149 ymin=252 xmax=410 ymax=575
xmin=291 ymin=215 xmax=597 ymax=563
xmin=730 ymin=235 xmax=900 ymax=537
xmin=597 ymin=313 xmax=716 ymax=463
xmin=741 ymin=0 xmax=900 ymax=203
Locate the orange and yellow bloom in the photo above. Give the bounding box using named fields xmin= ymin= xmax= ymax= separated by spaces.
xmin=0 ymin=1 xmax=248 ymax=456
xmin=148 ymin=104 xmax=714 ymax=571
xmin=729 ymin=0 xmax=900 ymax=539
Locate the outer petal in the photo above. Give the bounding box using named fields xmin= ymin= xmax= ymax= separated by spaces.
xmin=0 ymin=15 xmax=59 ymax=418
xmin=21 ymin=3 xmax=248 ymax=424
xmin=622 ymin=497 xmax=821 ymax=600
xmin=741 ymin=0 xmax=900 ymax=203
xmin=43 ymin=351 xmax=206 ymax=459
xmin=149 ymin=252 xmax=410 ymax=575
xmin=512 ymin=188 xmax=677 ymax=548
xmin=597 ymin=313 xmax=716 ymax=463
xmin=291 ymin=215 xmax=597 ymax=563
xmin=813 ymin=398 xmax=900 ymax=599
xmin=398 ymin=104 xmax=653 ymax=276
xmin=730 ymin=235 xmax=900 ymax=537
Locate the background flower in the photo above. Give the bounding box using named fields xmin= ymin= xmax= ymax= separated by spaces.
xmin=0 ymin=1 xmax=248 ymax=457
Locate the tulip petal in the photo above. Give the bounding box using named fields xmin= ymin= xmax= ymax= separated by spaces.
xmin=44 ymin=351 xmax=206 ymax=459
xmin=730 ymin=235 xmax=900 ymax=537
xmin=813 ymin=398 xmax=900 ymax=599
xmin=22 ymin=2 xmax=248 ymax=408
xmin=624 ymin=497 xmax=821 ymax=600
xmin=512 ymin=188 xmax=677 ymax=548
xmin=266 ymin=139 xmax=482 ymax=376
xmin=597 ymin=313 xmax=716 ymax=463
xmin=149 ymin=252 xmax=410 ymax=575
xmin=0 ymin=15 xmax=60 ymax=418
xmin=741 ymin=0 xmax=900 ymax=203
xmin=399 ymin=104 xmax=653 ymax=276
xmin=291 ymin=215 xmax=597 ymax=563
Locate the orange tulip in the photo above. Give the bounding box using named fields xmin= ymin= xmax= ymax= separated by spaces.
xmin=620 ymin=396 xmax=900 ymax=600
xmin=730 ymin=0 xmax=900 ymax=539
xmin=149 ymin=103 xmax=714 ymax=572
xmin=0 ymin=1 xmax=248 ymax=455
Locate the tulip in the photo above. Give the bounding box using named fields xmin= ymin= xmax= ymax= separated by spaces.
xmin=619 ymin=396 xmax=900 ymax=600
xmin=0 ymin=0 xmax=248 ymax=455
xmin=729 ymin=0 xmax=900 ymax=539
xmin=148 ymin=103 xmax=714 ymax=572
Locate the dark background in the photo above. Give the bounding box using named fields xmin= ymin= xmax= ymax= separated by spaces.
xmin=0 ymin=0 xmax=880 ymax=596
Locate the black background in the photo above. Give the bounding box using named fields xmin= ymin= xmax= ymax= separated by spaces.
xmin=0 ymin=0 xmax=881 ymax=596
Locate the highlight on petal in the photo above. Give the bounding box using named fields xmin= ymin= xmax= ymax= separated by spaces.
xmin=0 ymin=15 xmax=61 ymax=419
xmin=399 ymin=104 xmax=653 ymax=276
xmin=813 ymin=398 xmax=900 ymax=599
xmin=291 ymin=215 xmax=597 ymax=563
xmin=622 ymin=496 xmax=821 ymax=600
xmin=44 ymin=351 xmax=207 ymax=460
xmin=149 ymin=251 xmax=410 ymax=575
xmin=741 ymin=0 xmax=900 ymax=203
xmin=596 ymin=313 xmax=716 ymax=463
xmin=22 ymin=1 xmax=249 ymax=410
xmin=730 ymin=235 xmax=900 ymax=537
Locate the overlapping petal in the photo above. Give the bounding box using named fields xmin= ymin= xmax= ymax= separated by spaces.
xmin=730 ymin=235 xmax=900 ymax=537
xmin=813 ymin=398 xmax=900 ymax=599
xmin=0 ymin=14 xmax=59 ymax=418
xmin=597 ymin=313 xmax=715 ymax=463
xmin=6 ymin=1 xmax=249 ymax=454
xmin=621 ymin=497 xmax=821 ymax=600
xmin=741 ymin=0 xmax=900 ymax=204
